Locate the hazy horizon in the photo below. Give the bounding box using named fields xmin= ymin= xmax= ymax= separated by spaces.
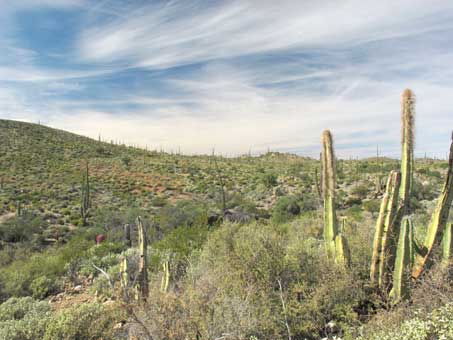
xmin=2 ymin=1 xmax=453 ymax=158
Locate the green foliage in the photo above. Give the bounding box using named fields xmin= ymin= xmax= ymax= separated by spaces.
xmin=0 ymin=212 xmax=47 ymax=243
xmin=271 ymin=195 xmax=301 ymax=223
xmin=156 ymin=200 xmax=208 ymax=231
xmin=259 ymin=172 xmax=278 ymax=188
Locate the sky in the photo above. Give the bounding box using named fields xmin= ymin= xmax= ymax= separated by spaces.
xmin=1 ymin=0 xmax=453 ymax=158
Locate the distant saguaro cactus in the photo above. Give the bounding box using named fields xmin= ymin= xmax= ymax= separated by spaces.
xmin=137 ymin=216 xmax=149 ymax=300
xmin=80 ymin=161 xmax=90 ymax=226
xmin=412 ymin=133 xmax=453 ymax=279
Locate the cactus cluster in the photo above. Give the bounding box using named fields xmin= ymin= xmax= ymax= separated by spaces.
xmin=369 ymin=89 xmax=453 ymax=303
xmin=321 ymin=130 xmax=351 ymax=267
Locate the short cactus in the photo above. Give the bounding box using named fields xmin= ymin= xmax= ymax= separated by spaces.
xmin=80 ymin=162 xmax=90 ymax=226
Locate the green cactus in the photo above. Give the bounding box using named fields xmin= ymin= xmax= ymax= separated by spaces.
xmin=80 ymin=161 xmax=90 ymax=226
xmin=370 ymin=170 xmax=401 ymax=284
xmin=442 ymin=222 xmax=452 ymax=267
xmin=389 ymin=217 xmax=414 ymax=304
xmin=398 ymin=89 xmax=415 ymax=213
xmin=412 ymin=133 xmax=453 ymax=279
xmin=160 ymin=258 xmax=170 ymax=293
xmin=120 ymin=256 xmax=129 ymax=301
xmin=321 ymin=130 xmax=338 ymax=258
xmin=321 ymin=130 xmax=350 ymax=266
xmin=124 ymin=224 xmax=131 ymax=248
xmin=16 ymin=200 xmax=21 ymax=217
xmin=137 ymin=216 xmax=149 ymax=300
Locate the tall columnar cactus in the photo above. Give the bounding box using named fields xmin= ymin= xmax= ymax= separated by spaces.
xmin=321 ymin=130 xmax=338 ymax=258
xmin=137 ymin=216 xmax=149 ymax=300
xmin=80 ymin=162 xmax=90 ymax=226
xmin=16 ymin=200 xmax=21 ymax=217
xmin=399 ymin=89 xmax=415 ymax=213
xmin=389 ymin=217 xmax=414 ymax=304
xmin=442 ymin=222 xmax=452 ymax=267
xmin=412 ymin=133 xmax=453 ymax=279
xmin=370 ymin=171 xmax=402 ymax=285
xmin=321 ymin=130 xmax=350 ymax=266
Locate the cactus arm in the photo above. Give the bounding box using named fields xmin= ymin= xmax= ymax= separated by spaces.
xmin=335 ymin=234 xmax=351 ymax=267
xmin=412 ymin=134 xmax=453 ymax=279
xmin=389 ymin=217 xmax=414 ymax=304
xmin=377 ymin=171 xmax=402 ymax=289
xmin=160 ymin=259 xmax=170 ymax=293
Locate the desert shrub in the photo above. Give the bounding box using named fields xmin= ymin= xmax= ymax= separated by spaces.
xmin=140 ymin=220 xmax=367 ymax=340
xmin=0 ymin=297 xmax=52 ymax=340
xmin=156 ymin=200 xmax=208 ymax=232
xmin=363 ymin=199 xmax=380 ymax=214
xmin=0 ymin=212 xmax=47 ymax=243
xmin=357 ymin=303 xmax=453 ymax=340
xmin=350 ymin=183 xmax=370 ymax=199
xmin=43 ymin=302 xmax=119 ymax=340
xmin=259 ymin=172 xmax=278 ymax=188
xmin=272 ymin=196 xmax=301 ymax=223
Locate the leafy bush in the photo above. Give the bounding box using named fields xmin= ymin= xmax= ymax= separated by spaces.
xmin=357 ymin=303 xmax=453 ymax=340
xmin=0 ymin=297 xmax=52 ymax=340
xmin=156 ymin=200 xmax=208 ymax=232
xmin=0 ymin=212 xmax=47 ymax=243
xmin=260 ymin=172 xmax=278 ymax=188
xmin=272 ymin=196 xmax=301 ymax=223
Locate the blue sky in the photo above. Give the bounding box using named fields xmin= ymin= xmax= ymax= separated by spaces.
xmin=2 ymin=0 xmax=453 ymax=158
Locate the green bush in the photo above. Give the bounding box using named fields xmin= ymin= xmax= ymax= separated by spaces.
xmin=0 ymin=212 xmax=47 ymax=243
xmin=0 ymin=297 xmax=52 ymax=340
xmin=272 ymin=196 xmax=301 ymax=223
xmin=260 ymin=172 xmax=278 ymax=188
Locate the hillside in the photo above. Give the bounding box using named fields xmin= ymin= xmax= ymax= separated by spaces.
xmin=0 ymin=119 xmax=452 ymax=340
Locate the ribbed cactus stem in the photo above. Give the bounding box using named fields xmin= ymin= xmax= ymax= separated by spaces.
xmin=137 ymin=216 xmax=149 ymax=300
xmin=335 ymin=234 xmax=351 ymax=267
xmin=370 ymin=171 xmax=401 ymax=284
xmin=377 ymin=171 xmax=402 ymax=289
xmin=160 ymin=259 xmax=170 ymax=293
xmin=399 ymin=89 xmax=415 ymax=213
xmin=321 ymin=130 xmax=338 ymax=258
xmin=413 ymin=133 xmax=453 ymax=279
xmin=442 ymin=223 xmax=452 ymax=267
xmin=120 ymin=256 xmax=128 ymax=300
xmin=124 ymin=224 xmax=131 ymax=248
xmin=389 ymin=217 xmax=414 ymax=304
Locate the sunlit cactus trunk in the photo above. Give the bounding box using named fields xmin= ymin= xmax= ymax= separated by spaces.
xmin=412 ymin=133 xmax=453 ymax=279
xmin=137 ymin=216 xmax=149 ymax=300
xmin=160 ymin=259 xmax=170 ymax=293
xmin=398 ymin=89 xmax=415 ymax=213
xmin=370 ymin=170 xmax=401 ymax=284
xmin=321 ymin=130 xmax=350 ymax=266
xmin=389 ymin=217 xmax=414 ymax=304
xmin=120 ymin=256 xmax=129 ymax=301
xmin=321 ymin=130 xmax=338 ymax=258
xmin=442 ymin=223 xmax=452 ymax=267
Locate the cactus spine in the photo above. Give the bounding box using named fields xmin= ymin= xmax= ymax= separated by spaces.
xmin=389 ymin=217 xmax=414 ymax=304
xmin=80 ymin=161 xmax=90 ymax=226
xmin=399 ymin=89 xmax=415 ymax=213
xmin=370 ymin=171 xmax=401 ymax=285
xmin=321 ymin=130 xmax=350 ymax=266
xmin=137 ymin=216 xmax=149 ymax=300
xmin=442 ymin=222 xmax=452 ymax=267
xmin=413 ymin=133 xmax=453 ymax=279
